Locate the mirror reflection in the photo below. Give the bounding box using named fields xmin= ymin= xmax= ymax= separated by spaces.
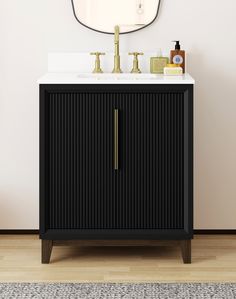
xmin=72 ymin=0 xmax=161 ymax=34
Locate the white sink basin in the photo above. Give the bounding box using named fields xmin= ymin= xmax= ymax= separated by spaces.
xmin=77 ymin=73 xmax=159 ymax=80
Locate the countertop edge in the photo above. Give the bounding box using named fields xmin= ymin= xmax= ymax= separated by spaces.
xmin=37 ymin=73 xmax=195 ymax=85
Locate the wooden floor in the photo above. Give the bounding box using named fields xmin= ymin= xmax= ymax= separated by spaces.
xmin=0 ymin=235 xmax=236 ymax=283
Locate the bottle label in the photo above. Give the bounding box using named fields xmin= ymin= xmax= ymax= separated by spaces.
xmin=173 ymin=55 xmax=183 ymax=65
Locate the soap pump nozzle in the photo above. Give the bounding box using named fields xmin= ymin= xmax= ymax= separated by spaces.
xmin=172 ymin=40 xmax=181 ymax=50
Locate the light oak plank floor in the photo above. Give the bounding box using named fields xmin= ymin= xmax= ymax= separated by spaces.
xmin=0 ymin=235 xmax=236 ymax=283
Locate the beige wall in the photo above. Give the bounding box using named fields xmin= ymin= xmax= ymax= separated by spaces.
xmin=0 ymin=0 xmax=236 ymax=229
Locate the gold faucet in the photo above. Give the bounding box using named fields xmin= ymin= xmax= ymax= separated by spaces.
xmin=90 ymin=52 xmax=105 ymax=73
xmin=129 ymin=52 xmax=144 ymax=73
xmin=112 ymin=25 xmax=122 ymax=73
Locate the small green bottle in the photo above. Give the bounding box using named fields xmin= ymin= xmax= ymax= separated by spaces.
xmin=150 ymin=49 xmax=169 ymax=74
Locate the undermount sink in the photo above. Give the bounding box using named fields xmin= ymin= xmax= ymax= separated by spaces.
xmin=77 ymin=73 xmax=160 ymax=80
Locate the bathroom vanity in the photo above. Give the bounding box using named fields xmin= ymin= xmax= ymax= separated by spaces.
xmin=39 ymin=73 xmax=194 ymax=264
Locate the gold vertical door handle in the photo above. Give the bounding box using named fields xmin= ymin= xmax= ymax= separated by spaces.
xmin=114 ymin=109 xmax=119 ymax=170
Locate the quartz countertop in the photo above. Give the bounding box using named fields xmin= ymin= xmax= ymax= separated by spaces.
xmin=38 ymin=73 xmax=195 ymax=85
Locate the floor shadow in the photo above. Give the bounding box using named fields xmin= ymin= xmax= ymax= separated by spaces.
xmin=51 ymin=245 xmax=180 ymax=264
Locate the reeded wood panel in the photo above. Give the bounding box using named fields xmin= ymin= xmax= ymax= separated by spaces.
xmin=44 ymin=90 xmax=187 ymax=231
xmin=116 ymin=93 xmax=185 ymax=230
xmin=47 ymin=92 xmax=115 ymax=230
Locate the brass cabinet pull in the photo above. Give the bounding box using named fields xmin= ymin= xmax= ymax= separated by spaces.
xmin=114 ymin=109 xmax=119 ymax=170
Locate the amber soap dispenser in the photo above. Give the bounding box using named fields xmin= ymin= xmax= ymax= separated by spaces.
xmin=170 ymin=41 xmax=185 ymax=73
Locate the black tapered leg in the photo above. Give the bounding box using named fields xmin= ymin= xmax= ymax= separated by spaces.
xmin=180 ymin=240 xmax=191 ymax=264
xmin=42 ymin=240 xmax=53 ymax=264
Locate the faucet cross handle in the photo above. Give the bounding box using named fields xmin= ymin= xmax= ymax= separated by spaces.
xmin=129 ymin=52 xmax=144 ymax=73
xmin=90 ymin=52 xmax=105 ymax=73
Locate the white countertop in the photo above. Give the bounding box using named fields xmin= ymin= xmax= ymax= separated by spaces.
xmin=38 ymin=73 xmax=195 ymax=85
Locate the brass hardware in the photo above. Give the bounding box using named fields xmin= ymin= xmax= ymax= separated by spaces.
xmin=90 ymin=52 xmax=105 ymax=73
xmin=128 ymin=52 xmax=144 ymax=73
xmin=112 ymin=26 xmax=122 ymax=73
xmin=114 ymin=109 xmax=119 ymax=170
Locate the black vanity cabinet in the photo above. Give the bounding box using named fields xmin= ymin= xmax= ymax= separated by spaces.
xmin=40 ymin=84 xmax=193 ymax=263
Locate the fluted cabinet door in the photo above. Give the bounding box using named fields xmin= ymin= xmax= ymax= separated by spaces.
xmin=116 ymin=92 xmax=187 ymax=230
xmin=41 ymin=91 xmax=117 ymax=231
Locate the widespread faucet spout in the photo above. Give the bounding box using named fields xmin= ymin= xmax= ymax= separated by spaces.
xmin=112 ymin=25 xmax=122 ymax=73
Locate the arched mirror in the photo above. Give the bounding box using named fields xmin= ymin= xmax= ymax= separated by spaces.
xmin=71 ymin=0 xmax=161 ymax=34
